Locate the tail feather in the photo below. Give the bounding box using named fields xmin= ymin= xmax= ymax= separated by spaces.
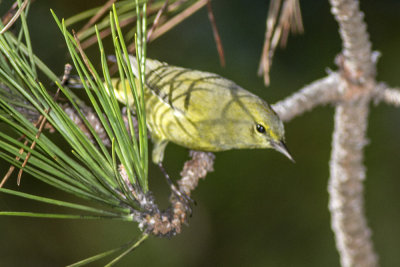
xmin=128 ymin=55 xmax=140 ymax=78
xmin=129 ymin=56 xmax=164 ymax=78
xmin=64 ymin=75 xmax=95 ymax=89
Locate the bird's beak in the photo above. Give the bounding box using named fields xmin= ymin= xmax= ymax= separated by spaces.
xmin=272 ymin=140 xmax=295 ymax=163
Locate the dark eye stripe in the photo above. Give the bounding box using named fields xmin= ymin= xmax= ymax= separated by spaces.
xmin=256 ymin=124 xmax=266 ymax=133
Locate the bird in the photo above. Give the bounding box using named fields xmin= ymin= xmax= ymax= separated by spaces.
xmin=111 ymin=57 xmax=293 ymax=164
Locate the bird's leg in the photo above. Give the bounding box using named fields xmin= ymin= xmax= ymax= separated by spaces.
xmin=158 ymin=162 xmax=194 ymax=213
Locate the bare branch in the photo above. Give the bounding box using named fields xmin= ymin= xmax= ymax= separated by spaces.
xmin=329 ymin=0 xmax=375 ymax=81
xmin=178 ymin=151 xmax=215 ymax=196
xmin=137 ymin=151 xmax=215 ymax=236
xmin=272 ymin=73 xmax=340 ymax=122
xmin=329 ymin=99 xmax=378 ymax=267
xmin=328 ymin=1 xmax=379 ymax=266
xmin=373 ymin=83 xmax=400 ymax=107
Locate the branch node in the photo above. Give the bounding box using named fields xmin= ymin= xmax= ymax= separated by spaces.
xmin=134 ymin=151 xmax=215 ymax=237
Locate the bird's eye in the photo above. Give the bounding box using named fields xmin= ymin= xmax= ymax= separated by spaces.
xmin=256 ymin=124 xmax=266 ymax=134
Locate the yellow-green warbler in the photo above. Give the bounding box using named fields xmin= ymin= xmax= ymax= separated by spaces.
xmin=111 ymin=57 xmax=293 ymax=164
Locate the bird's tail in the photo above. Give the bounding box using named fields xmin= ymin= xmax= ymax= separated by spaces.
xmin=64 ymin=75 xmax=95 ymax=89
xmin=128 ymin=56 xmax=165 ymax=78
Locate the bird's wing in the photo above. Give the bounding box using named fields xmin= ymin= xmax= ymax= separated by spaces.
xmin=129 ymin=56 xmax=180 ymax=111
xmin=129 ymin=57 xmax=242 ymax=118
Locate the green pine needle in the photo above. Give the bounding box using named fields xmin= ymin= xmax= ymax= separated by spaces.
xmin=1 ymin=4 xmax=149 ymax=223
xmin=0 ymin=1 xmax=179 ymax=265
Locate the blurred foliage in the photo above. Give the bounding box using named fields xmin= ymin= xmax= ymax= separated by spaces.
xmin=0 ymin=0 xmax=400 ymax=266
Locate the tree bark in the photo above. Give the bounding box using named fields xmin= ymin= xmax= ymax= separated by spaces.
xmin=327 ymin=0 xmax=378 ymax=266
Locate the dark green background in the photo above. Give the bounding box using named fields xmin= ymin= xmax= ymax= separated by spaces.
xmin=1 ymin=0 xmax=400 ymax=266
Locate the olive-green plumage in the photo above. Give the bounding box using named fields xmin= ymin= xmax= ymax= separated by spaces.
xmin=112 ymin=57 xmax=292 ymax=164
